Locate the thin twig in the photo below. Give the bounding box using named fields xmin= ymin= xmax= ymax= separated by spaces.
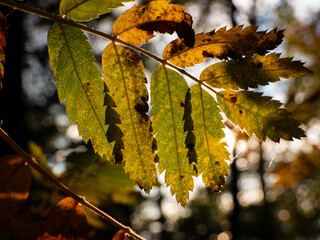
xmin=0 ymin=127 xmax=145 ymax=240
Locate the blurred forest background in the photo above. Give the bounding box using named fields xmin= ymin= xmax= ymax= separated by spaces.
xmin=1 ymin=0 xmax=320 ymax=239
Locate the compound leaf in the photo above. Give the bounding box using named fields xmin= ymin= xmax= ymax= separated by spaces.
xmin=151 ymin=66 xmax=194 ymax=206
xmin=0 ymin=155 xmax=32 ymax=229
xmin=200 ymin=53 xmax=312 ymax=90
xmin=113 ymin=0 xmax=194 ymax=47
xmin=102 ymin=43 xmax=156 ymax=193
xmin=190 ymin=85 xmax=229 ymax=191
xmin=217 ymin=90 xmax=305 ymax=142
xmin=48 ymin=23 xmax=114 ymax=160
xmin=163 ymin=26 xmax=284 ymax=67
xmin=36 ymin=197 xmax=88 ymax=240
xmin=59 ymin=0 xmax=134 ymax=22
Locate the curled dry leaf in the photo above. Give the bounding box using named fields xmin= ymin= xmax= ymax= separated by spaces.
xmin=113 ymin=0 xmax=195 ymax=47
xmin=36 ymin=197 xmax=88 ymax=240
xmin=0 ymin=154 xmax=32 ymax=229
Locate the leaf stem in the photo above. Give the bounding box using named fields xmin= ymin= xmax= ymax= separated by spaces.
xmin=0 ymin=127 xmax=145 ymax=240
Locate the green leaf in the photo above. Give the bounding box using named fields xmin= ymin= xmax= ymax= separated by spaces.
xmin=48 ymin=23 xmax=114 ymax=160
xmin=190 ymin=85 xmax=229 ymax=191
xmin=163 ymin=26 xmax=284 ymax=67
xmin=59 ymin=0 xmax=134 ymax=22
xmin=64 ymin=149 xmax=139 ymax=206
xmin=151 ymin=66 xmax=194 ymax=206
xmin=217 ymin=90 xmax=305 ymax=142
xmin=102 ymin=43 xmax=156 ymax=193
xmin=200 ymin=53 xmax=312 ymax=90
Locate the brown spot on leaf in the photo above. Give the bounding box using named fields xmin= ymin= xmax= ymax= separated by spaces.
xmin=230 ymin=97 xmax=237 ymax=103
xmin=202 ymin=50 xmax=214 ymax=58
xmin=256 ymin=62 xmax=263 ymax=68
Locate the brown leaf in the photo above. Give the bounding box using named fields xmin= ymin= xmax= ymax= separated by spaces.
xmin=163 ymin=26 xmax=284 ymax=67
xmin=113 ymin=0 xmax=194 ymax=47
xmin=0 ymin=154 xmax=32 ymax=229
xmin=112 ymin=230 xmax=128 ymax=240
xmin=0 ymin=11 xmax=7 ymax=89
xmin=36 ymin=197 xmax=88 ymax=240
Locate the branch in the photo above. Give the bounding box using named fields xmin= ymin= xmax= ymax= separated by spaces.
xmin=0 ymin=127 xmax=145 ymax=240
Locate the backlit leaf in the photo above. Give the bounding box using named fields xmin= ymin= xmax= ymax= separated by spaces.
xmin=217 ymin=90 xmax=305 ymax=142
xmin=151 ymin=66 xmax=194 ymax=206
xmin=163 ymin=26 xmax=284 ymax=67
xmin=200 ymin=53 xmax=312 ymax=90
xmin=36 ymin=197 xmax=88 ymax=240
xmin=48 ymin=23 xmax=115 ymax=160
xmin=112 ymin=230 xmax=128 ymax=240
xmin=113 ymin=0 xmax=194 ymax=47
xmin=64 ymin=145 xmax=139 ymax=206
xmin=190 ymin=85 xmax=229 ymax=191
xmin=0 ymin=11 xmax=7 ymax=89
xmin=59 ymin=0 xmax=134 ymax=22
xmin=0 ymin=155 xmax=31 ymax=229
xmin=102 ymin=43 xmax=156 ymax=193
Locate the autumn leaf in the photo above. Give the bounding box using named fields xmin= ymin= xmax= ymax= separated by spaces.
xmin=200 ymin=53 xmax=312 ymax=90
xmin=36 ymin=197 xmax=88 ymax=240
xmin=0 ymin=155 xmax=32 ymax=229
xmin=190 ymin=85 xmax=229 ymax=191
xmin=112 ymin=230 xmax=128 ymax=240
xmin=272 ymin=146 xmax=320 ymax=187
xmin=217 ymin=90 xmax=305 ymax=142
xmin=163 ymin=26 xmax=284 ymax=67
xmin=0 ymin=11 xmax=7 ymax=89
xmin=151 ymin=66 xmax=194 ymax=206
xmin=47 ymin=23 xmax=116 ymax=161
xmin=113 ymin=0 xmax=195 ymax=47
xmin=102 ymin=43 xmax=157 ymax=193
xmin=59 ymin=0 xmax=134 ymax=22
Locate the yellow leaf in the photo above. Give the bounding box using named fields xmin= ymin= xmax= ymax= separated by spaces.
xmin=200 ymin=53 xmax=312 ymax=90
xmin=102 ymin=44 xmax=157 ymax=193
xmin=113 ymin=0 xmax=194 ymax=47
xmin=163 ymin=26 xmax=284 ymax=67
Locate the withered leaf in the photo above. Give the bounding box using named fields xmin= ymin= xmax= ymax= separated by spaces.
xmin=112 ymin=230 xmax=128 ymax=240
xmin=36 ymin=197 xmax=88 ymax=240
xmin=0 ymin=11 xmax=7 ymax=89
xmin=163 ymin=26 xmax=284 ymax=67
xmin=0 ymin=154 xmax=32 ymax=229
xmin=113 ymin=0 xmax=195 ymax=47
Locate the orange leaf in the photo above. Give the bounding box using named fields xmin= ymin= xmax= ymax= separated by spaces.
xmin=112 ymin=230 xmax=128 ymax=240
xmin=113 ymin=0 xmax=194 ymax=47
xmin=0 ymin=154 xmax=31 ymax=229
xmin=163 ymin=26 xmax=284 ymax=67
xmin=36 ymin=197 xmax=88 ymax=240
xmin=0 ymin=11 xmax=7 ymax=88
